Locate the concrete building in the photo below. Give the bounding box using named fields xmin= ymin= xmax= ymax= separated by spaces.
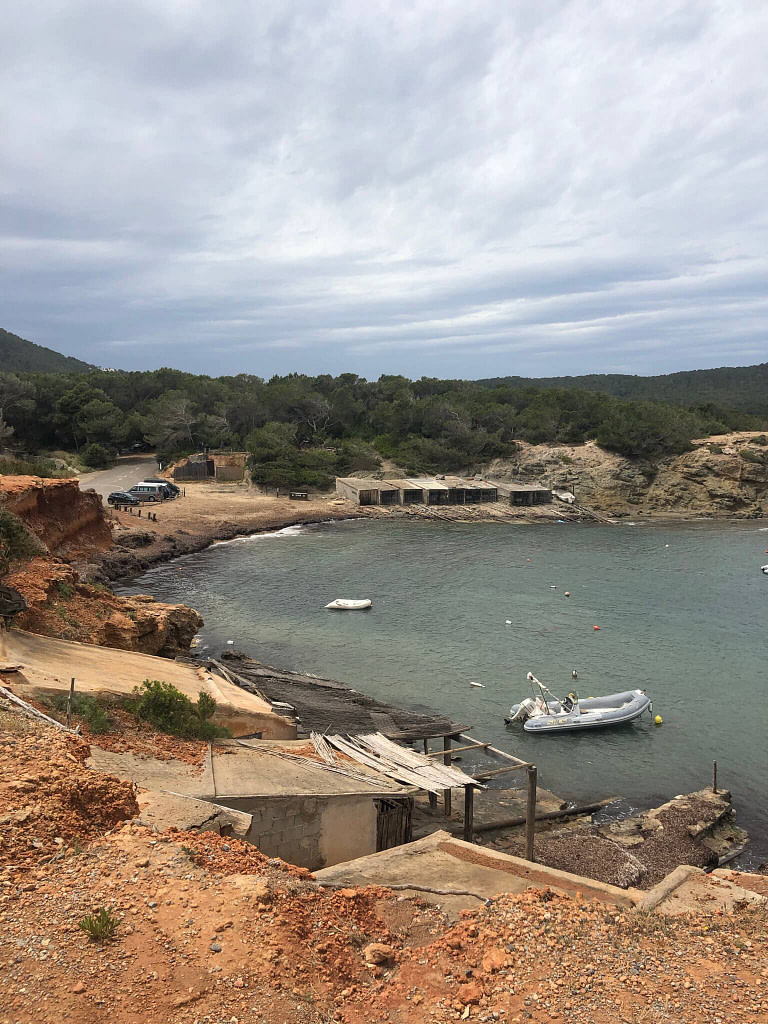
xmin=89 ymin=739 xmax=414 ymax=871
xmin=439 ymin=477 xmax=498 ymax=503
xmin=335 ymin=477 xmax=382 ymax=505
xmin=406 ymin=477 xmax=450 ymax=505
xmin=494 ymin=482 xmax=553 ymax=506
xmin=383 ymin=479 xmax=423 ymax=504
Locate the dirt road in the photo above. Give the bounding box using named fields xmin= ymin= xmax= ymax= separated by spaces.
xmin=78 ymin=453 xmax=158 ymax=498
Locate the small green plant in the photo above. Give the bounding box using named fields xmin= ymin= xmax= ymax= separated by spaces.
xmin=559 ymin=454 xmax=574 ymax=465
xmin=708 ymin=443 xmax=724 ymax=455
xmin=0 ymin=506 xmax=42 ymax=570
xmin=43 ymin=693 xmax=114 ymax=734
xmin=78 ymin=907 xmax=119 ymax=942
xmin=753 ymin=435 xmax=768 ymax=446
xmin=132 ymin=680 xmax=231 ymax=740
xmin=54 ymin=581 xmax=75 ymax=599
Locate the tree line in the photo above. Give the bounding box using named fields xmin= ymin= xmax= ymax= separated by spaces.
xmin=0 ymin=367 xmax=764 ymax=487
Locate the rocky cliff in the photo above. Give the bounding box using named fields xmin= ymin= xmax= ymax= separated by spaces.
xmin=483 ymin=431 xmax=768 ymax=517
xmin=1 ymin=475 xmax=202 ymax=656
xmin=0 ymin=475 xmax=112 ymax=556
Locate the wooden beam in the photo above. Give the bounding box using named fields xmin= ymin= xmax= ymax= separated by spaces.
xmin=471 ymin=763 xmax=529 ymax=781
xmin=424 ymin=741 xmax=490 ymax=757
xmin=463 ymin=784 xmax=475 ymax=843
xmin=458 ymin=733 xmax=530 ymax=768
xmin=443 ymin=736 xmax=452 ymax=817
xmin=525 ymin=766 xmax=537 ymax=862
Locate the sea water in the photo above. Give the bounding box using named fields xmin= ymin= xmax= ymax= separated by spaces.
xmin=115 ymin=518 xmax=768 ymax=864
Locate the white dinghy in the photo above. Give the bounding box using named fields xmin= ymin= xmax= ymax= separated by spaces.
xmin=325 ymin=598 xmax=372 ymax=611
xmin=761 ymin=564 xmax=768 ymax=576
xmin=506 ymin=672 xmax=652 ymax=733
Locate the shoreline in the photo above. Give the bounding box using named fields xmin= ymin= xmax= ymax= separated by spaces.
xmin=95 ymin=489 xmax=765 ymax=585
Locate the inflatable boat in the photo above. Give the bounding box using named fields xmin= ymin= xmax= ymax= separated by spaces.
xmin=325 ymin=598 xmax=372 ymax=610
xmin=506 ymin=673 xmax=652 ymax=733
xmin=761 ymin=564 xmax=768 ymax=575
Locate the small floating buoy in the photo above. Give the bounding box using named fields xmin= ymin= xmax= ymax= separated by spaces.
xmin=565 ymin=591 xmax=570 ymax=597
xmin=227 ymin=640 xmax=234 ymax=645
xmin=550 ymin=585 xmax=556 ymax=589
xmin=469 ymin=681 xmax=485 ymax=688
xmin=505 ymin=619 xmax=512 ymax=625
xmin=654 ymin=714 xmax=663 ymax=725
xmin=572 ymin=669 xmax=578 ymax=679
xmin=593 ymin=625 xmax=601 ymax=631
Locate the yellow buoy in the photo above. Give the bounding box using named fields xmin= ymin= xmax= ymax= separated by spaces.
xmin=654 ymin=714 xmax=663 ymax=725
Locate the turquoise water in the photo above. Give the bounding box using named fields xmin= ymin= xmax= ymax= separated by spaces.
xmin=116 ymin=519 xmax=768 ymax=864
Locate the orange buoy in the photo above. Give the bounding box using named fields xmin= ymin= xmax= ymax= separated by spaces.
xmin=593 ymin=625 xmax=600 ymax=630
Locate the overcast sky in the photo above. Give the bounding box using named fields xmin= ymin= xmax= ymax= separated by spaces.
xmin=2 ymin=1 xmax=767 ymax=378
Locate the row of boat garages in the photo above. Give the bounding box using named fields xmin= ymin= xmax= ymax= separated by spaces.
xmin=335 ymin=476 xmax=553 ymax=507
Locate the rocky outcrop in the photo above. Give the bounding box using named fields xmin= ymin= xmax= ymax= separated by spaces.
xmin=4 ymin=558 xmax=202 ymax=658
xmin=483 ymin=432 xmax=768 ymax=517
xmin=0 ymin=475 xmax=112 ymax=556
xmin=1 ymin=476 xmax=202 ymax=656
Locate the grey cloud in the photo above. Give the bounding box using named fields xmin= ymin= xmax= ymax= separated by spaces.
xmin=1 ymin=0 xmax=767 ymax=377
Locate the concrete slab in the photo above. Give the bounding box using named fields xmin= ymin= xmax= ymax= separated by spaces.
xmin=88 ymin=739 xmax=409 ymax=801
xmin=138 ymin=789 xmax=253 ymax=839
xmin=4 ymin=629 xmax=295 ymax=739
xmin=315 ymin=830 xmax=641 ymax=920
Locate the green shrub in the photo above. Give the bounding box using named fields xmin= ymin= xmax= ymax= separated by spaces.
xmin=708 ymin=444 xmax=724 ymax=455
xmin=79 ymin=443 xmax=115 ymax=469
xmin=0 ymin=505 xmax=42 ymax=570
xmin=79 ymin=907 xmax=119 ymax=942
xmin=752 ymin=435 xmax=768 ymax=446
xmin=740 ymin=448 xmax=763 ymax=464
xmin=54 ymin=580 xmax=75 ymax=599
xmin=46 ymin=693 xmax=113 ymax=734
xmin=132 ymin=680 xmax=231 ymax=740
xmin=0 ymin=456 xmax=72 ymax=478
xmin=559 ymin=454 xmax=574 ymax=465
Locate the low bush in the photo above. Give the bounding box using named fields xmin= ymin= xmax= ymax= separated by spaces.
xmin=0 ymin=505 xmax=42 ymax=570
xmin=0 ymin=456 xmax=72 ymax=478
xmin=740 ymin=448 xmax=763 ymax=464
xmin=46 ymin=693 xmax=113 ymax=734
xmin=752 ymin=435 xmax=767 ymax=446
xmin=54 ymin=580 xmax=75 ymax=599
xmin=79 ymin=443 xmax=115 ymax=469
xmin=132 ymin=680 xmax=231 ymax=740
xmin=708 ymin=444 xmax=724 ymax=454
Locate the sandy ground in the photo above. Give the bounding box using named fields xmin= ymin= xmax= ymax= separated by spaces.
xmin=2 ymin=715 xmax=767 ymax=1024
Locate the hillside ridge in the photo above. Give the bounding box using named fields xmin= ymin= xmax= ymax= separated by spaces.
xmin=0 ymin=326 xmax=94 ymax=373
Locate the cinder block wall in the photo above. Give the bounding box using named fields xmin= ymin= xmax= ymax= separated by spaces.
xmin=219 ymin=793 xmax=377 ymax=870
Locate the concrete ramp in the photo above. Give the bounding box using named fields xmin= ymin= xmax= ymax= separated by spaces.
xmin=1 ymin=629 xmax=295 ymax=739
xmin=315 ymin=830 xmax=641 ymax=919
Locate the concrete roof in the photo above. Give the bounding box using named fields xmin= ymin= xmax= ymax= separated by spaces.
xmin=88 ymin=739 xmax=412 ymax=802
xmin=492 ymin=481 xmax=551 ymax=492
xmin=406 ymin=478 xmax=448 ymax=489
xmin=383 ymin=479 xmax=422 ymax=490
xmin=336 ymin=477 xmax=381 ymax=489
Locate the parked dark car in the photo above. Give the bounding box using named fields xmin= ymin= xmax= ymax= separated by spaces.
xmin=107 ymin=491 xmax=141 ymax=506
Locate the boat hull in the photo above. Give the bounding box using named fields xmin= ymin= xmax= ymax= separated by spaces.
xmin=509 ymin=689 xmax=652 ymax=733
xmin=325 ymin=599 xmax=372 ymax=610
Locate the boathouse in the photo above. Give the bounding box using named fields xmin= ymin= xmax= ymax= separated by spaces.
xmin=494 ymin=482 xmax=553 ymax=506
xmin=439 ymin=476 xmax=498 ymax=503
xmin=335 ymin=477 xmax=382 ymax=505
xmin=406 ymin=477 xmax=450 ymax=505
xmin=384 ymin=479 xmax=423 ymax=504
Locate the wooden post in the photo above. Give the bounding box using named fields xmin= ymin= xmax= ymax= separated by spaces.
xmin=443 ymin=736 xmax=452 ymax=817
xmin=713 ymin=760 xmax=718 ymax=794
xmin=66 ymin=677 xmax=75 ymax=729
xmin=525 ymin=765 xmax=537 ymax=862
xmin=463 ymin=785 xmax=475 ymax=843
xmin=424 ymin=739 xmax=437 ymax=809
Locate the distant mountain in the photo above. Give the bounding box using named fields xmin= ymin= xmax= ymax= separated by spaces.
xmin=478 ymin=363 xmax=768 ymax=417
xmin=0 ymin=327 xmax=95 ymax=374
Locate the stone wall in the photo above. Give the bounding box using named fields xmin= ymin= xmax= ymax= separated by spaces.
xmin=223 ymin=793 xmax=378 ymax=870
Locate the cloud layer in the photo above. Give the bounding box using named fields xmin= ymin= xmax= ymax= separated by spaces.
xmin=2 ymin=1 xmax=767 ymax=376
